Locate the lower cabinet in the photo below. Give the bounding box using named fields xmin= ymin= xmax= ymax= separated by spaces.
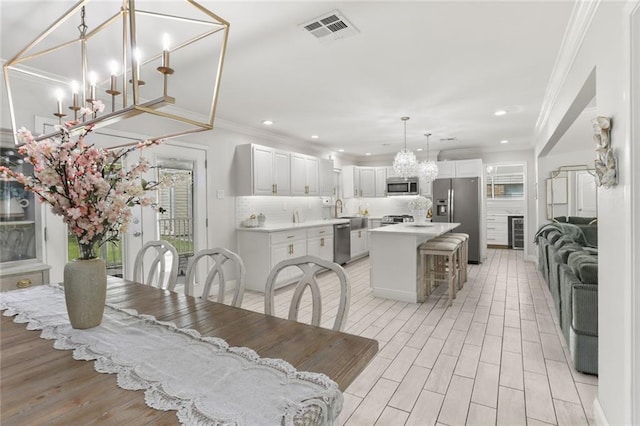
xmin=350 ymin=229 xmax=368 ymax=259
xmin=486 ymin=214 xmax=508 ymax=246
xmin=307 ymin=226 xmax=334 ymax=263
xmin=237 ymin=225 xmax=334 ymax=292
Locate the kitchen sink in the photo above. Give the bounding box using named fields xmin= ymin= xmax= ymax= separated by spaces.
xmin=339 ymin=216 xmax=368 ymax=230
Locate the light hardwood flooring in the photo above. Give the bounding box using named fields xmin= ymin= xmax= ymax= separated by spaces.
xmin=237 ymin=248 xmax=598 ymax=426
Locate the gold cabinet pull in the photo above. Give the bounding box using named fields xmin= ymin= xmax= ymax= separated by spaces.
xmin=17 ymin=279 xmax=32 ymax=289
xmin=320 ymin=237 xmax=325 ymax=247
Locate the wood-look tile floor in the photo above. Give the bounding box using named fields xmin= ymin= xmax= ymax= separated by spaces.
xmin=238 ymin=249 xmax=598 ymax=426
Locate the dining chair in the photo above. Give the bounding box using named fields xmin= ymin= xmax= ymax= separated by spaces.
xmin=133 ymin=240 xmax=179 ymax=291
xmin=184 ymin=248 xmax=245 ymax=307
xmin=264 ymin=255 xmax=350 ymax=331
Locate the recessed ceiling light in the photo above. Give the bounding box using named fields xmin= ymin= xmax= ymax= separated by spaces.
xmin=311 ymin=135 xmax=319 ymax=139
xmin=500 ymin=139 xmax=509 ymax=144
xmin=338 ymin=149 xmax=345 ymax=152
xmin=416 ymin=148 xmax=423 ymax=152
xmin=261 ymin=120 xmax=273 ymax=125
xmin=494 ymin=110 xmax=507 ymax=116
xmin=365 ymin=153 xmax=371 ymax=156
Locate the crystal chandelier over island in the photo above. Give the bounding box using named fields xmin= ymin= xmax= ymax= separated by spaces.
xmin=417 ymin=132 xmax=439 ymax=182
xmin=392 ymin=116 xmax=418 ymax=179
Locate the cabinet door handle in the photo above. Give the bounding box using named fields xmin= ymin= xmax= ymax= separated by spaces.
xmin=275 ymin=184 xmax=278 ymax=194
xmin=320 ymin=237 xmax=325 ymax=247
xmin=358 ymin=230 xmax=362 ymax=238
xmin=17 ymin=279 xmax=32 ymax=289
xmin=290 ymin=244 xmax=294 ymax=255
xmin=287 ymin=235 xmax=294 ymax=239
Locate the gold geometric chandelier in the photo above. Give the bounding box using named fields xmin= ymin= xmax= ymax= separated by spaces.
xmin=3 ymin=0 xmax=230 ymax=144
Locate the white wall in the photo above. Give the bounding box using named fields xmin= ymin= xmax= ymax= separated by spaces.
xmin=533 ymin=2 xmax=638 ymax=424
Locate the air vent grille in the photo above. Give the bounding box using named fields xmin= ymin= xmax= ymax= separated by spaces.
xmin=300 ymin=10 xmax=359 ymax=43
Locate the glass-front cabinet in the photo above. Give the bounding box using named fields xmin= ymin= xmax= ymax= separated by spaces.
xmin=0 ymin=129 xmax=50 ymax=291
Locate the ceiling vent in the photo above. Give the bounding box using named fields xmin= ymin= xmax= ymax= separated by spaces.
xmin=300 ymin=10 xmax=359 ymax=43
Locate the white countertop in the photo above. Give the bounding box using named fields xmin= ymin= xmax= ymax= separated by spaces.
xmin=368 ymin=222 xmax=460 ymax=235
xmin=236 ymin=218 xmax=349 ymax=232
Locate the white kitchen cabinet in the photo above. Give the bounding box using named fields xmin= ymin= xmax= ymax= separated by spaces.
xmin=455 ymin=159 xmax=483 ymax=177
xmin=307 ymin=226 xmax=334 ymax=262
xmin=319 ymin=159 xmax=334 ymax=196
xmin=290 ymin=153 xmax=319 ymax=196
xmin=375 ymin=168 xmax=387 ymax=197
xmin=419 ymin=178 xmax=433 ymax=197
xmin=342 ymin=165 xmax=386 ymax=198
xmin=435 ymin=161 xmax=456 ymax=179
xmin=359 ymin=167 xmax=375 ymax=197
xmin=236 ymin=144 xmax=291 ymax=196
xmin=486 ymin=214 xmax=508 ymax=245
xmin=436 ymin=159 xmax=482 ymax=179
xmin=350 ymin=229 xmax=368 ymax=259
xmin=238 ymin=225 xmax=340 ymax=292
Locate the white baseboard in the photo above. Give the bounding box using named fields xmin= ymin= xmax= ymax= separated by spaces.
xmin=372 ymin=288 xmax=417 ymax=303
xmin=594 ymin=397 xmax=609 ymax=426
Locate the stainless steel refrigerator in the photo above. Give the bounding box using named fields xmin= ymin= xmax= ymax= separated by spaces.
xmin=432 ymin=177 xmax=481 ymax=263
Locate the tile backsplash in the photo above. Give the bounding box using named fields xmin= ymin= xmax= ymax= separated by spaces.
xmin=236 ymin=196 xmax=327 ymax=226
xmin=236 ymin=195 xmax=431 ymax=225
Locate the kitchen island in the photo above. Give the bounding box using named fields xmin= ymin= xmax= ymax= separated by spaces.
xmin=368 ymin=222 xmax=460 ymax=303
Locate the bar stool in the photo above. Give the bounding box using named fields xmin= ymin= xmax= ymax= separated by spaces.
xmin=419 ymin=239 xmax=460 ymax=307
xmin=434 ymin=233 xmax=468 ymax=287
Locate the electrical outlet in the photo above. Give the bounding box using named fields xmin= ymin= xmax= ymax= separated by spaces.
xmin=216 ymin=189 xmax=224 ymax=199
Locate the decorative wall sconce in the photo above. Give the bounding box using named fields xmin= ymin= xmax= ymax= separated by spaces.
xmin=592 ymin=116 xmax=617 ymax=188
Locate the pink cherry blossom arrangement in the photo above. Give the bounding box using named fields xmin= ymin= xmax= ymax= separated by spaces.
xmin=0 ymin=104 xmax=175 ymax=260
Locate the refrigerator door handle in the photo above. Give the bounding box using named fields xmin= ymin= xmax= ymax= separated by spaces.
xmin=450 ymin=189 xmax=454 ymax=222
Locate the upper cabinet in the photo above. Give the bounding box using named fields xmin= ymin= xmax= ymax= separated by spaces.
xmin=436 ymin=159 xmax=483 ymax=178
xmin=319 ymin=159 xmax=334 ymax=196
xmin=236 ymin=144 xmax=332 ymax=197
xmin=342 ymin=165 xmax=387 ymax=198
xmin=237 ymin=145 xmax=291 ymax=196
xmin=290 ymin=154 xmax=319 ymax=196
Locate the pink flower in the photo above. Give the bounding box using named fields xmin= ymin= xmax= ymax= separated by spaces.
xmin=3 ymin=125 xmax=168 ymax=259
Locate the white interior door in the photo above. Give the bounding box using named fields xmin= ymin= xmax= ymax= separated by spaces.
xmin=576 ymin=171 xmax=597 ymax=217
xmin=123 ymin=142 xmax=208 ymax=287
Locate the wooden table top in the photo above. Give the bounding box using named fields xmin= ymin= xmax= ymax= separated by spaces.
xmin=0 ymin=279 xmax=378 ymax=425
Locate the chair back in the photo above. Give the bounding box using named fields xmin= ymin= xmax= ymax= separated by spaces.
xmin=185 ymin=248 xmax=245 ymax=307
xmin=264 ymin=255 xmax=350 ymax=331
xmin=133 ymin=240 xmax=179 ymax=290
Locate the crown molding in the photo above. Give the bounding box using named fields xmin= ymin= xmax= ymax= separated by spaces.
xmin=533 ymin=0 xmax=601 ymax=141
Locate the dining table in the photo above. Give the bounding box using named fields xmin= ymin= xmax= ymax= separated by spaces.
xmin=0 ymin=277 xmax=379 ymax=425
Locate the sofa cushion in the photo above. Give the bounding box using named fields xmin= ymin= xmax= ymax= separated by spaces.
xmin=548 ymin=231 xmax=563 ymax=245
xmin=568 ymin=251 xmax=598 ymax=284
xmin=557 ymin=243 xmax=584 ymax=263
xmin=553 ymin=235 xmax=576 ymax=249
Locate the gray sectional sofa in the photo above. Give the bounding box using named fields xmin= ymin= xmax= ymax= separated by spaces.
xmin=535 ymin=216 xmax=598 ymax=375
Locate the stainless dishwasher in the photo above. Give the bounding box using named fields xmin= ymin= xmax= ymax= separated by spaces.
xmin=333 ymin=223 xmax=351 ymax=265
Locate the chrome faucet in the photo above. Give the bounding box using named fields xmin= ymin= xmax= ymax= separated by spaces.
xmin=334 ymin=199 xmax=343 ymax=218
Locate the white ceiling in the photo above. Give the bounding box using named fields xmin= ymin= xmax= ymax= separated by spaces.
xmin=0 ymin=1 xmax=575 ymax=159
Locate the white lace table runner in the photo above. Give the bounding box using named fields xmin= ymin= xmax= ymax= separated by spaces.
xmin=0 ymin=284 xmax=342 ymax=425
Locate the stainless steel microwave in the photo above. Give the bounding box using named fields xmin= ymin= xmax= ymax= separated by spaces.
xmin=386 ymin=177 xmax=420 ymax=195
